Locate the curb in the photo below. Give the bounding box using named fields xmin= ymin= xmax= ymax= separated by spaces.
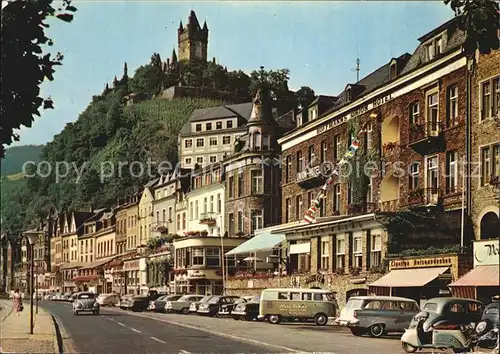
xmin=49 ymin=312 xmax=75 ymax=354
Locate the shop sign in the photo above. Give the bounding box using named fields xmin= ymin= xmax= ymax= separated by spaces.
xmin=124 ymin=260 xmax=140 ymax=270
xmin=389 ymin=256 xmax=454 ymax=270
xmin=474 ymin=239 xmax=499 ymax=267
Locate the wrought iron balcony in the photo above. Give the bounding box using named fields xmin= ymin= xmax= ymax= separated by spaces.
xmin=408 ymin=121 xmax=445 ymax=155
xmin=406 ymin=187 xmax=443 ymax=207
xmin=199 ymin=212 xmax=218 ymax=225
xmin=379 ymin=199 xmax=400 ymax=212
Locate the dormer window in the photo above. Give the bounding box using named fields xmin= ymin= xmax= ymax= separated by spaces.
xmin=389 ymin=61 xmax=397 ymax=80
xmin=346 ymin=88 xmax=352 ymax=102
xmin=206 ymin=122 xmax=212 ymax=131
xmin=296 ymin=113 xmax=303 ymax=127
xmin=195 ymin=123 xmax=202 ymax=132
xmin=427 ymin=36 xmax=443 ymax=61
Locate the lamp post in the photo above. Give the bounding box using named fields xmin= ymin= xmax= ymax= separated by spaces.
xmin=22 ymin=231 xmax=38 ymax=335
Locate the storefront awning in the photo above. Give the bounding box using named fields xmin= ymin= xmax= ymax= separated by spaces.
xmin=449 ymin=265 xmax=499 ymax=287
xmin=369 ymin=267 xmax=450 ymax=287
xmin=289 ymin=242 xmax=311 ymax=255
xmin=225 ymin=232 xmax=285 ymax=256
xmin=79 ymin=257 xmax=115 ymax=270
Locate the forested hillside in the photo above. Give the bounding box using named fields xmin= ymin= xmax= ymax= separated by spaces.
xmin=0 ymin=145 xmax=43 ymax=176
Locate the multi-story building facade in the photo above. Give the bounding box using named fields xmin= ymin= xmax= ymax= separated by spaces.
xmin=153 ymin=173 xmax=178 ymax=236
xmin=178 ymin=102 xmax=252 ymax=169
xmin=186 ymin=163 xmax=224 ymax=236
xmin=138 ymin=179 xmax=158 ymax=247
xmin=118 ymin=194 xmax=139 ymax=252
xmin=224 ymin=88 xmax=293 ymax=238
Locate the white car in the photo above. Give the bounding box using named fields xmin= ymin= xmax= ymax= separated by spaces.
xmin=73 ymin=292 xmax=100 ymax=315
xmin=96 ymin=293 xmax=120 ymax=307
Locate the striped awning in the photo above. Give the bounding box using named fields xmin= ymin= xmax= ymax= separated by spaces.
xmin=449 ymin=265 xmax=500 ymax=287
xmin=225 ymin=232 xmax=285 ymax=256
xmin=369 ymin=267 xmax=450 ymax=287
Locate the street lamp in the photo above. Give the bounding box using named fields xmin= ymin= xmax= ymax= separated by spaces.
xmin=22 ymin=231 xmax=38 ymax=335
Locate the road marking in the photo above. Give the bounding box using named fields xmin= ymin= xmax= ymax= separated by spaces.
xmin=116 ymin=321 xmax=126 ymax=327
xmin=122 ymin=310 xmax=307 ymax=353
xmin=179 ymin=350 xmax=191 ymax=354
xmin=150 ymin=336 xmax=166 ymax=344
xmin=130 ymin=328 xmax=141 ymax=333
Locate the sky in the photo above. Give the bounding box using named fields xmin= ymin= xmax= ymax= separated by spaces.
xmin=13 ymin=1 xmax=454 ymax=147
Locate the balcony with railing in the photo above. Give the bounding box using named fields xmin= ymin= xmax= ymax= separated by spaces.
xmin=378 ymin=199 xmax=400 ymax=212
xmin=347 ymin=202 xmax=378 ymax=215
xmin=408 ymin=121 xmax=445 ymax=155
xmin=199 ymin=212 xmax=218 ymax=226
xmin=405 ymin=187 xmax=443 ymax=207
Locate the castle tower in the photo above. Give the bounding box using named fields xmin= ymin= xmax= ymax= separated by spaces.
xmin=177 ymin=10 xmax=208 ymax=63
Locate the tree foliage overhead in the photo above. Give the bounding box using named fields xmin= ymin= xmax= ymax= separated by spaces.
xmin=445 ymin=0 xmax=499 ymax=56
xmin=0 ymin=0 xmax=77 ymax=157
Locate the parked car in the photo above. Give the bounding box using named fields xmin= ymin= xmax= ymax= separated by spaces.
xmin=335 ymin=296 xmax=420 ymax=337
xmin=51 ymin=293 xmax=61 ymax=301
xmin=61 ymin=292 xmax=72 ymax=302
xmin=73 ymin=292 xmax=100 ymax=315
xmin=218 ymin=296 xmax=250 ymax=317
xmin=231 ymin=295 xmax=261 ymax=321
xmin=197 ymin=295 xmax=240 ymax=317
xmin=96 ymin=293 xmax=120 ymax=307
xmin=147 ymin=294 xmax=182 ymax=312
xmin=165 ymin=295 xmax=205 ymax=314
xmin=189 ymin=295 xmax=214 ymax=314
xmin=482 ymin=301 xmax=499 ymax=328
xmin=259 ymin=288 xmax=338 ymax=326
xmin=120 ymin=293 xmax=162 ymax=312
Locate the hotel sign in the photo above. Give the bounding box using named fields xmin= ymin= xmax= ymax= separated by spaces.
xmin=296 ymin=164 xmax=332 ymax=183
xmin=390 ymin=256 xmax=454 ymax=270
xmin=316 ymin=93 xmax=393 ymax=135
xmin=474 ymin=239 xmax=499 ymax=267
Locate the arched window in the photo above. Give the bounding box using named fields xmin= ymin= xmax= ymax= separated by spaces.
xmin=480 ymin=212 xmax=499 ymax=239
xmin=253 ymin=132 xmax=261 ymax=150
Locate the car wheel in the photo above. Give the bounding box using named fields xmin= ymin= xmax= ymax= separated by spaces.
xmin=314 ymin=313 xmax=328 ymax=326
xmin=401 ymin=342 xmax=418 ymax=353
xmin=73 ymin=311 xmax=79 ymax=316
xmin=181 ymin=308 xmax=189 ymax=315
xmin=94 ymin=311 xmax=99 ymax=315
xmin=369 ymin=324 xmax=385 ymax=338
xmin=245 ymin=314 xmax=254 ymax=321
xmin=232 ymin=315 xmax=240 ymax=320
xmin=268 ymin=314 xmax=282 ymax=325
xmin=350 ymin=327 xmax=364 ymax=336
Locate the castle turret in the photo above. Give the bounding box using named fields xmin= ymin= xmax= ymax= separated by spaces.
xmin=177 ymin=10 xmax=208 ymax=63
xmin=247 ymin=88 xmax=277 ymax=151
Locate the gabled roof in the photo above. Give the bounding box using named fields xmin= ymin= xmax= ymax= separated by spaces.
xmin=190 ymin=102 xmax=253 ymax=122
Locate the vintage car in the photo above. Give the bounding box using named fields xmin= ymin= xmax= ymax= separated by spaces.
xmin=165 ymin=295 xmax=204 ymax=314
xmin=231 ymin=295 xmax=261 ymax=321
xmin=218 ymin=296 xmax=251 ymax=317
xmin=120 ymin=293 xmax=163 ymax=312
xmin=197 ymin=295 xmax=240 ymax=317
xmin=147 ymin=294 xmax=182 ymax=312
xmin=189 ymin=295 xmax=214 ymax=314
xmin=482 ymin=301 xmax=499 ymax=328
xmin=336 ymin=295 xmax=420 ymax=337
xmin=96 ymin=293 xmax=120 ymax=307
xmin=73 ymin=292 xmax=100 ymax=315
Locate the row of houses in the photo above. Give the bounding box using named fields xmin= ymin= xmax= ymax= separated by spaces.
xmin=1 ymin=17 xmax=498 ymax=306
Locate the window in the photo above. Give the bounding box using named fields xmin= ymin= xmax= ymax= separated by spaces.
xmin=336 ymin=236 xmax=345 ymax=269
xmin=295 ymin=195 xmax=303 ymax=220
xmin=217 ymin=193 xmax=221 ymax=213
xmin=185 ymin=157 xmax=192 ymax=165
xmin=223 ymin=136 xmax=231 ymax=144
xmin=168 ymin=207 xmax=172 ymax=221
xmin=184 ymin=139 xmax=192 ymax=148
xmin=446 ymin=150 xmax=458 ymax=193
xmin=209 ymin=137 xmax=217 ymax=146
xmin=481 ymin=146 xmax=491 ymax=186
xmin=251 ymin=210 xmax=263 ymax=232
xmin=285 ymin=198 xmax=291 ymax=223
xmin=409 ymin=163 xmax=419 ymax=190
xmin=333 ymin=184 xmax=341 ymax=213
xmin=347 ymin=182 xmax=353 ymax=205
xmin=285 ymin=155 xmax=292 ymax=183
xmin=427 ymin=91 xmax=439 ymax=128
xmin=389 ymin=62 xmax=397 ymax=80
xmin=262 ymin=135 xmax=270 ymax=150
xmin=307 ymin=191 xmax=315 ymax=210
xmin=494 ymin=144 xmax=500 ymax=179
xmin=331 ymin=135 xmax=341 ymax=163
xmin=346 ymin=88 xmax=352 ymax=102
xmin=253 ymin=132 xmax=261 ymax=150
xmin=447 ymin=85 xmax=459 ymax=126
xmin=237 ymin=211 xmax=243 ymax=232
xmin=427 ymin=36 xmax=442 ymax=60
xmin=321 ymin=140 xmax=327 ymax=163
xmin=228 ymin=176 xmax=234 ymax=198
xmin=427 ymin=156 xmax=439 ymax=192
xmin=308 ymin=145 xmax=315 ymax=165
xmin=228 ymin=213 xmax=235 ymax=236
xmin=156 ymin=210 xmax=160 ymax=223
xmin=177 ymin=214 xmax=181 ymax=230
xmin=370 ymin=234 xmax=382 ymax=267
xmin=365 ymin=122 xmax=373 ymax=151
xmin=210 ymin=156 xmax=217 ymax=163
xmin=182 ymin=213 xmax=186 ymax=229
xmin=296 ymin=113 xmax=303 ymax=127
xmin=196 ymin=138 xmax=204 ymax=147
xmin=192 ymin=248 xmax=204 ymax=266
xmin=481 ymin=76 xmax=500 ymax=120
xmin=206 ymin=123 xmax=212 ymax=131
xmin=206 ymin=248 xmax=220 ymax=267
xmin=409 ymin=102 xmax=420 ymax=125
xmin=195 ymin=200 xmax=199 ymax=220
xmin=227 ymin=121 xmax=233 ymax=129
xmin=352 ymin=234 xmax=363 ymax=268
xmin=195 ymin=124 xmax=202 ymax=132
xmin=251 ymin=170 xmax=263 ymax=194
xmin=203 ymin=197 xmax=208 ymax=214
xmin=481 ymin=80 xmax=492 ymax=120
xmin=297 ymin=151 xmax=303 ymax=172
xmin=366 ymin=178 xmax=373 ymax=203
xmin=216 ymin=121 xmax=222 ymax=129
xmin=238 ymin=172 xmax=244 ymax=197
xmin=196 ymin=157 xmax=203 ymax=164
xmin=321 ymin=240 xmax=330 ymax=270
xmin=495 ymin=77 xmax=500 ymax=117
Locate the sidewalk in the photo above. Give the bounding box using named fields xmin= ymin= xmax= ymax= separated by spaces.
xmin=0 ymin=299 xmax=58 ymax=353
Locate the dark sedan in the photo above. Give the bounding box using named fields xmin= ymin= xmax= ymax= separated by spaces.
xmin=120 ymin=293 xmax=163 ymax=312
xmin=231 ymin=295 xmax=261 ymax=321
xmin=482 ymin=301 xmax=499 ymax=327
xmin=197 ymin=295 xmax=239 ymax=317
xmin=147 ymin=294 xmax=182 ymax=313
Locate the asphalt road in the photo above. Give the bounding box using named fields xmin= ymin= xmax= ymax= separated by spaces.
xmin=41 ymin=301 xmax=281 ymax=353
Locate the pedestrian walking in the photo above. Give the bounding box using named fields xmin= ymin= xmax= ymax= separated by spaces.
xmin=12 ymin=288 xmax=23 ymax=316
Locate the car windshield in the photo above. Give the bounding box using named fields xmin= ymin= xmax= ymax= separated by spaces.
xmin=208 ymin=296 xmax=221 ymax=304
xmin=200 ymin=296 xmax=213 ymax=303
xmin=156 ymin=296 xmax=167 ymax=301
xmin=78 ymin=293 xmax=95 ymax=299
xmin=423 ymin=302 xmax=438 ymax=312
xmin=179 ymin=295 xmax=190 ymax=301
xmin=345 ymin=299 xmax=364 ymax=309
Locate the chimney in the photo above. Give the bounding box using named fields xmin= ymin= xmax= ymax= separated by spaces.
xmin=167 ymin=58 xmax=170 ymax=67
xmin=90 ymin=204 xmax=94 ymax=213
xmin=212 ymin=57 xmax=216 ymax=64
